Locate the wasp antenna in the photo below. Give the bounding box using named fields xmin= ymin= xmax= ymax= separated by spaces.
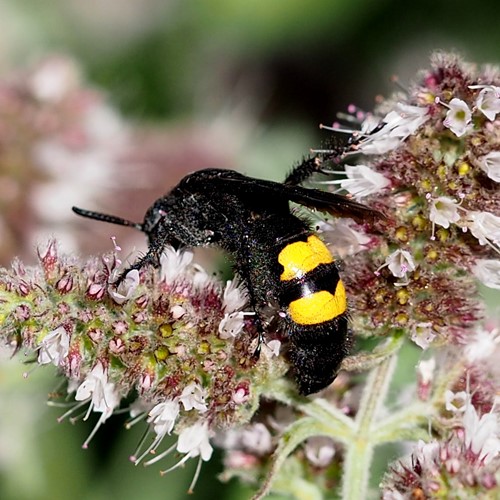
xmin=72 ymin=206 xmax=143 ymax=231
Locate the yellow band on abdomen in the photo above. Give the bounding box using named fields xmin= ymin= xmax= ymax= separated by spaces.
xmin=288 ymin=281 xmax=346 ymax=325
xmin=278 ymin=235 xmax=334 ymax=281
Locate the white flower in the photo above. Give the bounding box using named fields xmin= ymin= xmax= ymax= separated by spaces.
xmin=37 ymin=326 xmax=70 ymax=366
xmin=413 ymin=440 xmax=440 ymax=472
xmin=148 ymin=400 xmax=180 ymax=438
xmin=304 ymin=436 xmax=335 ymax=468
xmin=222 ymin=278 xmax=247 ymax=313
xmin=128 ymin=398 xmax=152 ymax=419
xmin=108 ymin=269 xmax=139 ymax=304
xmin=131 ymin=400 xmax=180 ymax=465
xmin=73 ymin=363 xmax=120 ymax=448
xmin=464 ymin=326 xmax=500 ymax=362
xmin=428 ymin=196 xmax=461 ymax=229
xmin=218 ymin=311 xmax=245 ymax=339
xmin=357 ymin=134 xmax=402 ymax=155
xmin=319 ymin=219 xmax=370 ymax=258
xmin=191 ymin=263 xmax=212 ymax=288
xmin=443 ymin=98 xmax=472 ymax=137
xmin=416 ymin=358 xmax=436 ymax=385
xmin=176 ymin=421 xmax=213 ymax=462
xmin=383 ymin=103 xmax=429 ymax=138
xmin=357 ymin=103 xmax=429 ymax=155
xmin=170 ymin=305 xmax=185 ymax=319
xmin=179 ymin=383 xmax=208 ymax=413
xmin=160 ymin=247 xmax=194 ymax=283
xmin=470 ymin=85 xmax=500 ymax=121
xmin=445 ymin=390 xmax=468 ymax=413
xmin=75 ymin=362 xmax=120 ymax=418
xmin=472 ymin=259 xmax=500 ymax=289
xmin=479 ymin=151 xmax=500 ymax=182
xmin=29 ymin=57 xmax=80 ymax=103
xmin=411 ymin=322 xmax=436 ymax=349
xmin=463 ymin=403 xmax=500 ymax=465
xmin=466 ymin=211 xmax=500 ymax=247
xmin=340 ymin=165 xmax=390 ymax=199
xmin=385 ymin=249 xmax=417 ymax=279
xmin=242 ymin=423 xmax=273 ymax=455
xmin=263 ymin=339 xmax=281 ymax=357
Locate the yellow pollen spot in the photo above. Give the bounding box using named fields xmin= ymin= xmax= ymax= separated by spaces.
xmin=197 ymin=341 xmax=211 ymax=354
xmin=436 ymin=228 xmax=450 ymax=242
xmin=288 ymin=281 xmax=346 ymax=325
xmin=278 ymin=235 xmax=333 ymax=281
xmin=422 ymin=92 xmax=436 ymax=104
xmin=155 ymin=346 xmax=169 ymax=361
xmin=396 ymin=288 xmax=410 ymax=305
xmin=426 ymin=249 xmax=438 ymax=261
xmin=159 ymin=323 xmax=173 ymax=337
xmin=421 ymin=179 xmax=432 ymax=191
xmin=458 ymin=162 xmax=470 ymax=175
xmin=395 ymin=226 xmax=408 ymax=242
xmin=395 ymin=313 xmax=408 ymax=325
xmin=437 ymin=164 xmax=447 ymax=179
xmin=412 ymin=215 xmax=426 ymax=231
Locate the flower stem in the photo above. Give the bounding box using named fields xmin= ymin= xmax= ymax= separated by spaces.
xmin=341 ymin=350 xmax=398 ymax=500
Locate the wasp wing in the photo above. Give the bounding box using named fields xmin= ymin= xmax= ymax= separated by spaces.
xmin=188 ymin=169 xmax=380 ymax=223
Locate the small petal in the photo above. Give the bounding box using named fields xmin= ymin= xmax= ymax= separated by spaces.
xmin=148 ymin=400 xmax=180 ymax=437
xmin=472 ymin=259 xmax=500 ymax=289
xmin=464 ymin=326 xmax=500 ymax=362
xmin=160 ymin=247 xmax=194 ymax=283
xmin=176 ymin=422 xmax=213 ymax=462
xmin=242 ymin=423 xmax=273 ymax=455
xmin=263 ymin=339 xmax=281 ymax=357
xmin=445 ymin=390 xmax=468 ymax=413
xmin=75 ymin=362 xmax=119 ymax=418
xmin=463 ymin=403 xmax=500 ymax=464
xmin=319 ymin=219 xmax=371 ymax=258
xmin=479 ymin=151 xmax=500 ymax=182
xmin=179 ymin=383 xmax=208 ymax=413
xmin=341 ymin=165 xmax=390 ymax=199
xmin=466 ymin=211 xmax=500 ymax=246
xmin=472 ymin=85 xmax=500 ymax=121
xmin=304 ymin=436 xmax=335 ymax=468
xmin=218 ymin=312 xmax=245 ymax=339
xmin=37 ymin=326 xmax=70 ymax=366
xmin=443 ymin=98 xmax=472 ymax=137
xmin=411 ymin=322 xmax=436 ymax=349
xmin=383 ymin=103 xmax=430 ymax=138
xmin=222 ymin=278 xmax=247 ymax=313
xmin=108 ymin=269 xmax=140 ymax=304
xmin=386 ymin=249 xmax=417 ymax=278
xmin=416 ymin=358 xmax=436 ymax=385
xmin=428 ymin=196 xmax=461 ymax=229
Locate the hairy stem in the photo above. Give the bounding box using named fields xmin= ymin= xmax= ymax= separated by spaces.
xmin=341 ymin=351 xmax=399 ymax=500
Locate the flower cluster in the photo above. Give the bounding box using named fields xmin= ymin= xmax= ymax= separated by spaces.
xmin=0 ymin=240 xmax=287 ymax=489
xmin=382 ymin=326 xmax=500 ymax=498
xmin=320 ymin=52 xmax=500 ymax=348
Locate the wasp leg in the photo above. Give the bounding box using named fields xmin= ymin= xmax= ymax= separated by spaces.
xmin=232 ymin=249 xmax=268 ymax=358
xmin=284 ymin=156 xmax=323 ymax=186
xmin=252 ymin=316 xmax=266 ymax=358
xmin=284 ymin=136 xmax=353 ymax=186
xmin=114 ymin=248 xmax=162 ymax=285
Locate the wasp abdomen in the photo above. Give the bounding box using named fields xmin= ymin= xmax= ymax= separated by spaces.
xmin=278 ymin=235 xmax=347 ymax=325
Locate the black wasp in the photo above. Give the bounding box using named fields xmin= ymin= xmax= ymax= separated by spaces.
xmin=73 ymin=153 xmax=378 ymax=395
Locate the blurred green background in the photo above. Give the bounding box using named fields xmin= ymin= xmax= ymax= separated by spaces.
xmin=0 ymin=1 xmax=499 ymax=499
